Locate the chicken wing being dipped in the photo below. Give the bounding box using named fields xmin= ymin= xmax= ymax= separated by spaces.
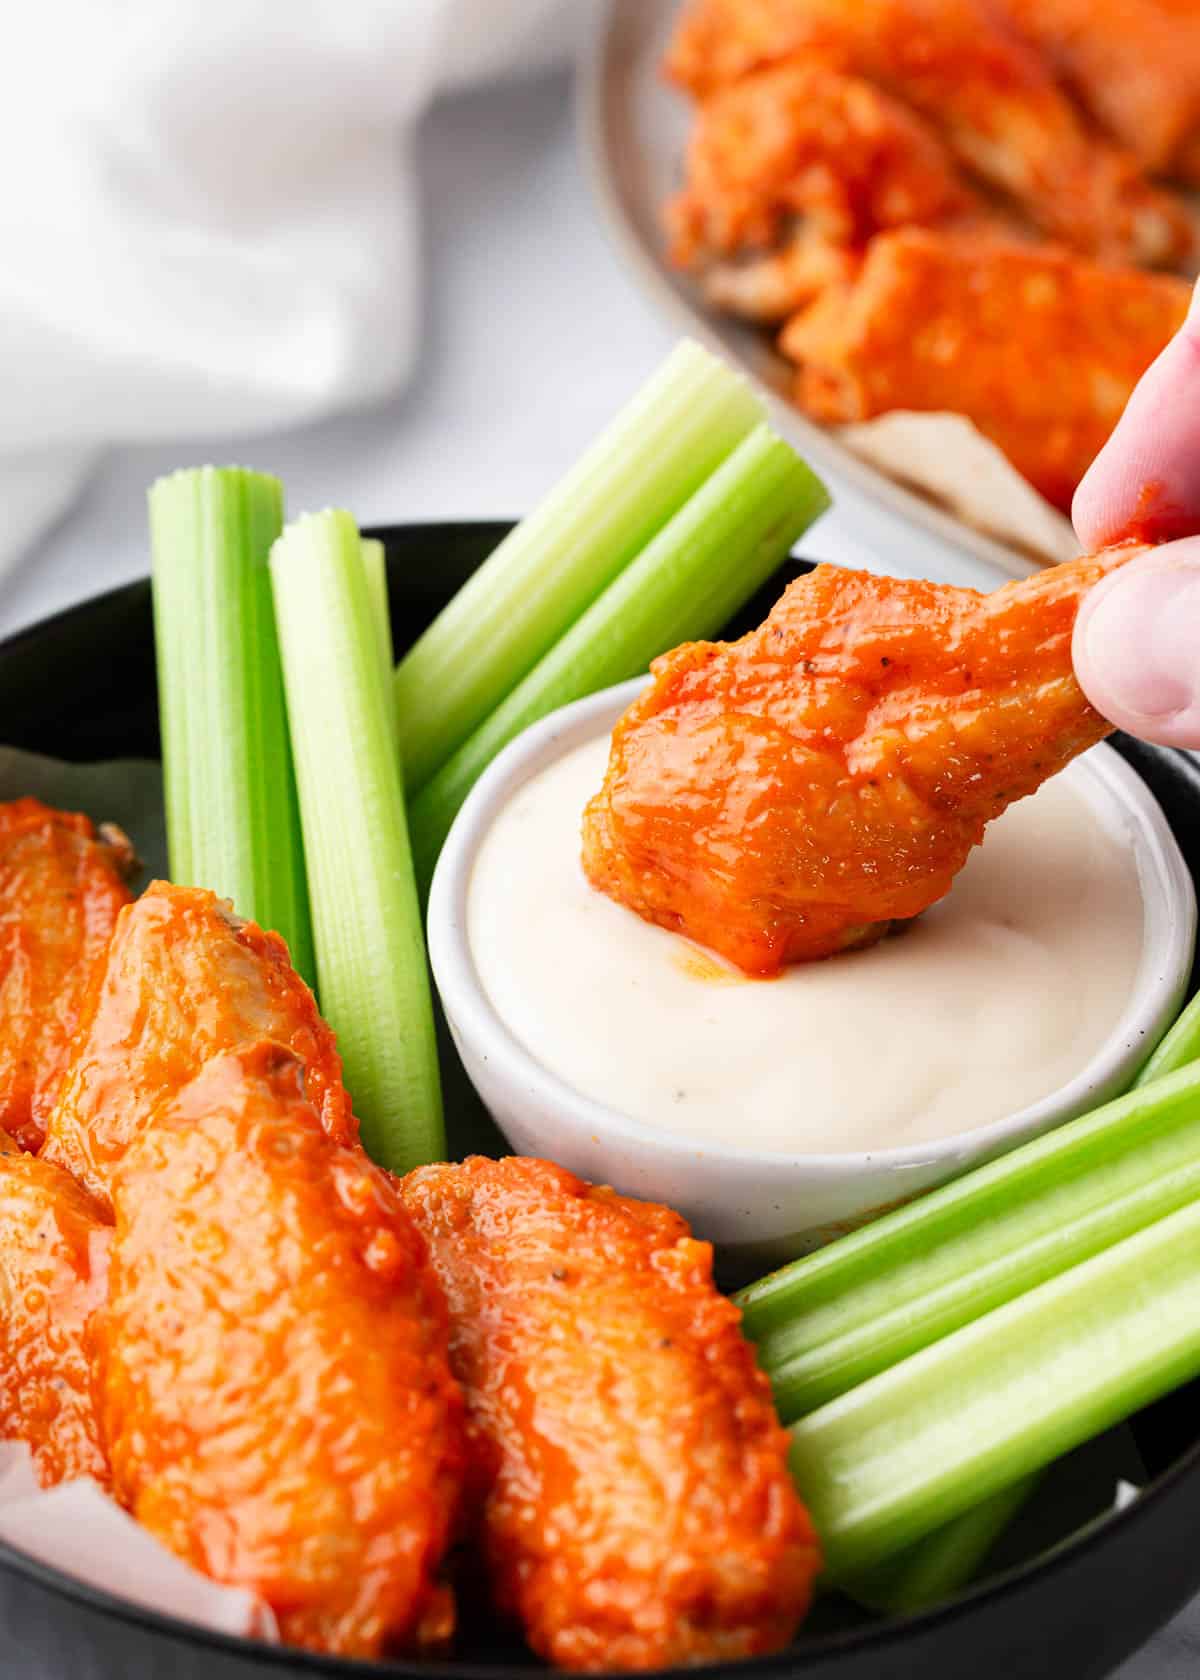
xmin=780 ymin=230 xmax=1192 ymax=513
xmin=663 ymin=0 xmax=1197 ymax=271
xmin=0 ymin=1131 xmax=109 ymax=1489
xmin=41 ymin=881 xmax=355 ymax=1209
xmin=666 ymin=61 xmax=992 ymax=322
xmin=96 ymin=1042 xmax=466 ymax=1658
xmin=400 ymin=1155 xmax=819 ymax=1673
xmin=583 ymin=540 xmax=1146 ymax=977
xmin=0 ymin=799 xmax=135 ymax=1153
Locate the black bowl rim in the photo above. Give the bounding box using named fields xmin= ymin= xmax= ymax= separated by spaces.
xmin=2 ymin=528 xmax=1199 ymax=1677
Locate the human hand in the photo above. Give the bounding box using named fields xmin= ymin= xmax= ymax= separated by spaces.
xmin=1072 ymin=285 xmax=1200 ymax=748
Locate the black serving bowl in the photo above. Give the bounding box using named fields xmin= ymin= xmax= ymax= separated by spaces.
xmin=2 ymin=522 xmax=1200 ymax=1680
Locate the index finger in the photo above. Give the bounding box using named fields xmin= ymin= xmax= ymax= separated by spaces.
xmin=1073 ymin=281 xmax=1200 ymax=551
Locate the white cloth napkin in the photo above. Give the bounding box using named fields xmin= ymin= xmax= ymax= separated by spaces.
xmin=0 ymin=0 xmax=572 ymax=581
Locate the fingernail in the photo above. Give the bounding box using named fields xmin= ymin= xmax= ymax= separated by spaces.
xmin=1077 ymin=560 xmax=1200 ymax=739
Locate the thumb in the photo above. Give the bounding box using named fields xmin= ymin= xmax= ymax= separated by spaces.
xmin=1073 ymin=542 xmax=1200 ymax=748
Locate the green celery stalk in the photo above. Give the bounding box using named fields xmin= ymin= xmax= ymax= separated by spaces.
xmin=790 ymin=1196 xmax=1200 ymax=1580
xmin=1136 ymin=989 xmax=1200 ymax=1087
xmin=841 ymin=1476 xmax=1038 ymax=1614
xmin=738 ymin=1061 xmax=1200 ymax=1420
xmin=148 ymin=466 xmax=314 ymax=986
xmin=359 ymin=537 xmax=397 ymax=749
xmin=393 ymin=341 xmax=766 ymax=792
xmin=408 ymin=423 xmax=829 ymax=886
xmin=270 ymin=510 xmax=443 ymax=1171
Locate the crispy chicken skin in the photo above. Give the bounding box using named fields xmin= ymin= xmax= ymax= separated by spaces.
xmin=994 ymin=0 xmax=1200 ymax=183
xmin=41 ymin=881 xmax=355 ymax=1209
xmin=97 ymin=1042 xmax=466 ymax=1658
xmin=663 ymin=0 xmax=1196 ymax=270
xmin=400 ymin=1156 xmax=818 ymax=1672
xmin=583 ymin=541 xmax=1144 ymax=976
xmin=667 ymin=62 xmax=992 ymax=321
xmin=0 ymin=799 xmax=135 ymax=1153
xmin=779 ymin=230 xmax=1192 ymax=512
xmin=0 ymin=1131 xmax=109 ymax=1488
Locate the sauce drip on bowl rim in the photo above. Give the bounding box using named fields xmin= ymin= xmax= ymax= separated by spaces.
xmin=468 ymin=734 xmax=1146 ymax=1157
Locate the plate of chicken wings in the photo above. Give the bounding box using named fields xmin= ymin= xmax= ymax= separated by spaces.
xmin=581 ymin=0 xmax=1200 ymax=571
xmin=2 ymin=523 xmax=1200 ymax=1680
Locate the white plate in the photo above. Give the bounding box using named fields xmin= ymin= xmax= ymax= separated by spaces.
xmin=577 ymin=0 xmax=1056 ymax=588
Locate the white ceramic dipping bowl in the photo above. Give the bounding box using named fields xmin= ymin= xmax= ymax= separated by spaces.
xmin=428 ymin=679 xmax=1197 ymax=1268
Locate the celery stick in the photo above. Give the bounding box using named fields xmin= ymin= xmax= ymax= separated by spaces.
xmin=1136 ymin=989 xmax=1200 ymax=1087
xmin=359 ymin=538 xmax=397 ymax=749
xmin=408 ymin=423 xmax=829 ymax=886
xmin=738 ymin=1061 xmax=1200 ymax=1420
xmin=270 ymin=510 xmax=443 ymax=1170
xmin=148 ymin=466 xmax=314 ymax=985
xmin=393 ymin=341 xmax=765 ymax=791
xmin=842 ymin=1476 xmax=1038 ymax=1615
xmin=790 ymin=1196 xmax=1200 ymax=1580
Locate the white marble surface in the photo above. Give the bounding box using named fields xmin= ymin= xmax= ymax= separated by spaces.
xmin=0 ymin=58 xmax=1194 ymax=1680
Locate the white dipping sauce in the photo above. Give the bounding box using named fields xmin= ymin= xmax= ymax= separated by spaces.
xmin=467 ymin=735 xmax=1147 ymax=1155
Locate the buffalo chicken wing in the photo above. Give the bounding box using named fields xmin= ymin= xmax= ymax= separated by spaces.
xmin=664 ymin=0 xmax=1196 ymax=270
xmin=779 ymin=230 xmax=1192 ymax=512
xmin=0 ymin=799 xmax=135 ymax=1153
xmin=97 ymin=1042 xmax=466 ymax=1658
xmin=0 ymin=1131 xmax=110 ymax=1488
xmin=401 ymin=1155 xmax=819 ymax=1672
xmin=994 ymin=0 xmax=1200 ymax=184
xmin=583 ymin=541 xmax=1144 ymax=975
xmin=41 ymin=881 xmax=355 ymax=1208
xmin=667 ymin=62 xmax=991 ymax=320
